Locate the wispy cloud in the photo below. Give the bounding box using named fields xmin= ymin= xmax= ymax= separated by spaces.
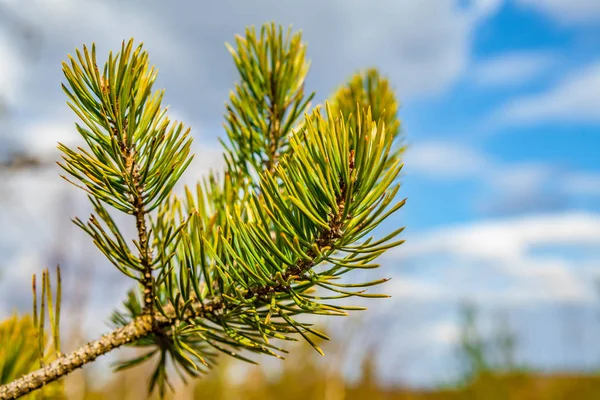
xmin=563 ymin=172 xmax=600 ymax=196
xmin=406 ymin=140 xmax=600 ymax=214
xmin=498 ymin=61 xmax=600 ymax=123
xmin=0 ymin=0 xmax=501 ymax=142
xmin=472 ymin=51 xmax=557 ymax=87
xmin=517 ymin=0 xmax=600 ymax=24
xmin=385 ymin=212 xmax=600 ymax=305
xmin=404 ymin=141 xmax=490 ymax=179
xmin=0 ymin=26 xmax=27 ymax=106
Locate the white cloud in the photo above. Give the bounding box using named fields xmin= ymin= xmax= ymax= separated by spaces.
xmin=330 ymin=1 xmax=474 ymax=97
xmin=386 ymin=212 xmax=600 ymax=305
xmin=386 ymin=278 xmax=447 ymax=301
xmin=0 ymin=0 xmax=193 ymax=120
xmin=402 ymin=212 xmax=600 ymax=259
xmin=2 ymin=251 xmax=42 ymax=286
xmin=21 ymin=119 xmax=80 ymax=156
xmin=406 ymin=141 xmax=547 ymax=185
xmin=0 ymin=28 xmax=26 ymax=105
xmin=177 ymin=144 xmax=226 ymax=189
xmin=487 ymin=162 xmax=551 ymax=195
xmin=388 ymin=319 xmax=460 ymax=348
xmin=562 ymin=172 xmax=600 ymax=196
xmin=499 ymin=61 xmax=600 ymax=123
xmin=0 ymin=0 xmax=502 ymax=135
xmin=429 ymin=321 xmax=460 ymax=345
xmin=472 ymin=51 xmax=556 ymax=87
xmin=406 ymin=139 xmax=600 ymax=214
xmin=404 ymin=141 xmax=489 ymax=179
xmin=468 ymin=0 xmax=504 ymax=18
xmin=517 ymin=0 xmax=600 ymax=24
xmin=376 ymin=212 xmax=600 ymax=384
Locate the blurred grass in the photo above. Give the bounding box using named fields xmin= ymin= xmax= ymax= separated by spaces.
xmin=71 ymin=321 xmax=600 ymax=400
xmin=2 ymin=299 xmax=598 ymax=399
xmin=0 ymin=315 xmax=64 ymax=399
xmin=75 ymin=350 xmax=600 ymax=400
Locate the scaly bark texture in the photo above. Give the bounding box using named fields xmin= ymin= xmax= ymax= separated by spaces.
xmin=115 ymin=115 xmax=155 ymax=317
xmin=0 ymin=316 xmax=154 ymax=400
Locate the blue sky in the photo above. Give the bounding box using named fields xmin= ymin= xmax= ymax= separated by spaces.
xmin=402 ymin=0 xmax=600 ymax=229
xmin=1 ymin=0 xmax=600 ymax=389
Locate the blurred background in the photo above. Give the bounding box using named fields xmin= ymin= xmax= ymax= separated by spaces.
xmin=1 ymin=0 xmax=600 ymax=398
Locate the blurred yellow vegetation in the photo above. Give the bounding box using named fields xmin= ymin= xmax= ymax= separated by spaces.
xmin=67 ymin=328 xmax=600 ymax=400
xmin=2 ymin=311 xmax=599 ymax=399
xmin=0 ymin=315 xmax=63 ymax=399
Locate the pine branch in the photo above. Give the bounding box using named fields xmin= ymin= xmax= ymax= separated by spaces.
xmin=57 ymin=40 xmax=192 ymax=318
xmin=331 ymin=68 xmax=404 ymax=167
xmin=0 ymin=188 xmax=357 ymax=400
xmin=0 ymin=24 xmax=407 ymax=399
xmin=223 ymin=23 xmax=313 ymax=183
xmin=123 ymin=103 xmax=406 ymax=396
xmin=106 ymin=107 xmax=155 ymax=315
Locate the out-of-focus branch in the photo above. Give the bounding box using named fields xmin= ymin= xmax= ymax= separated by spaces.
xmin=0 ymin=152 xmax=51 ymax=171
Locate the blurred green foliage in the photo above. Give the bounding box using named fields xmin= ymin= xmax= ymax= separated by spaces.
xmin=0 ymin=315 xmax=64 ymax=399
